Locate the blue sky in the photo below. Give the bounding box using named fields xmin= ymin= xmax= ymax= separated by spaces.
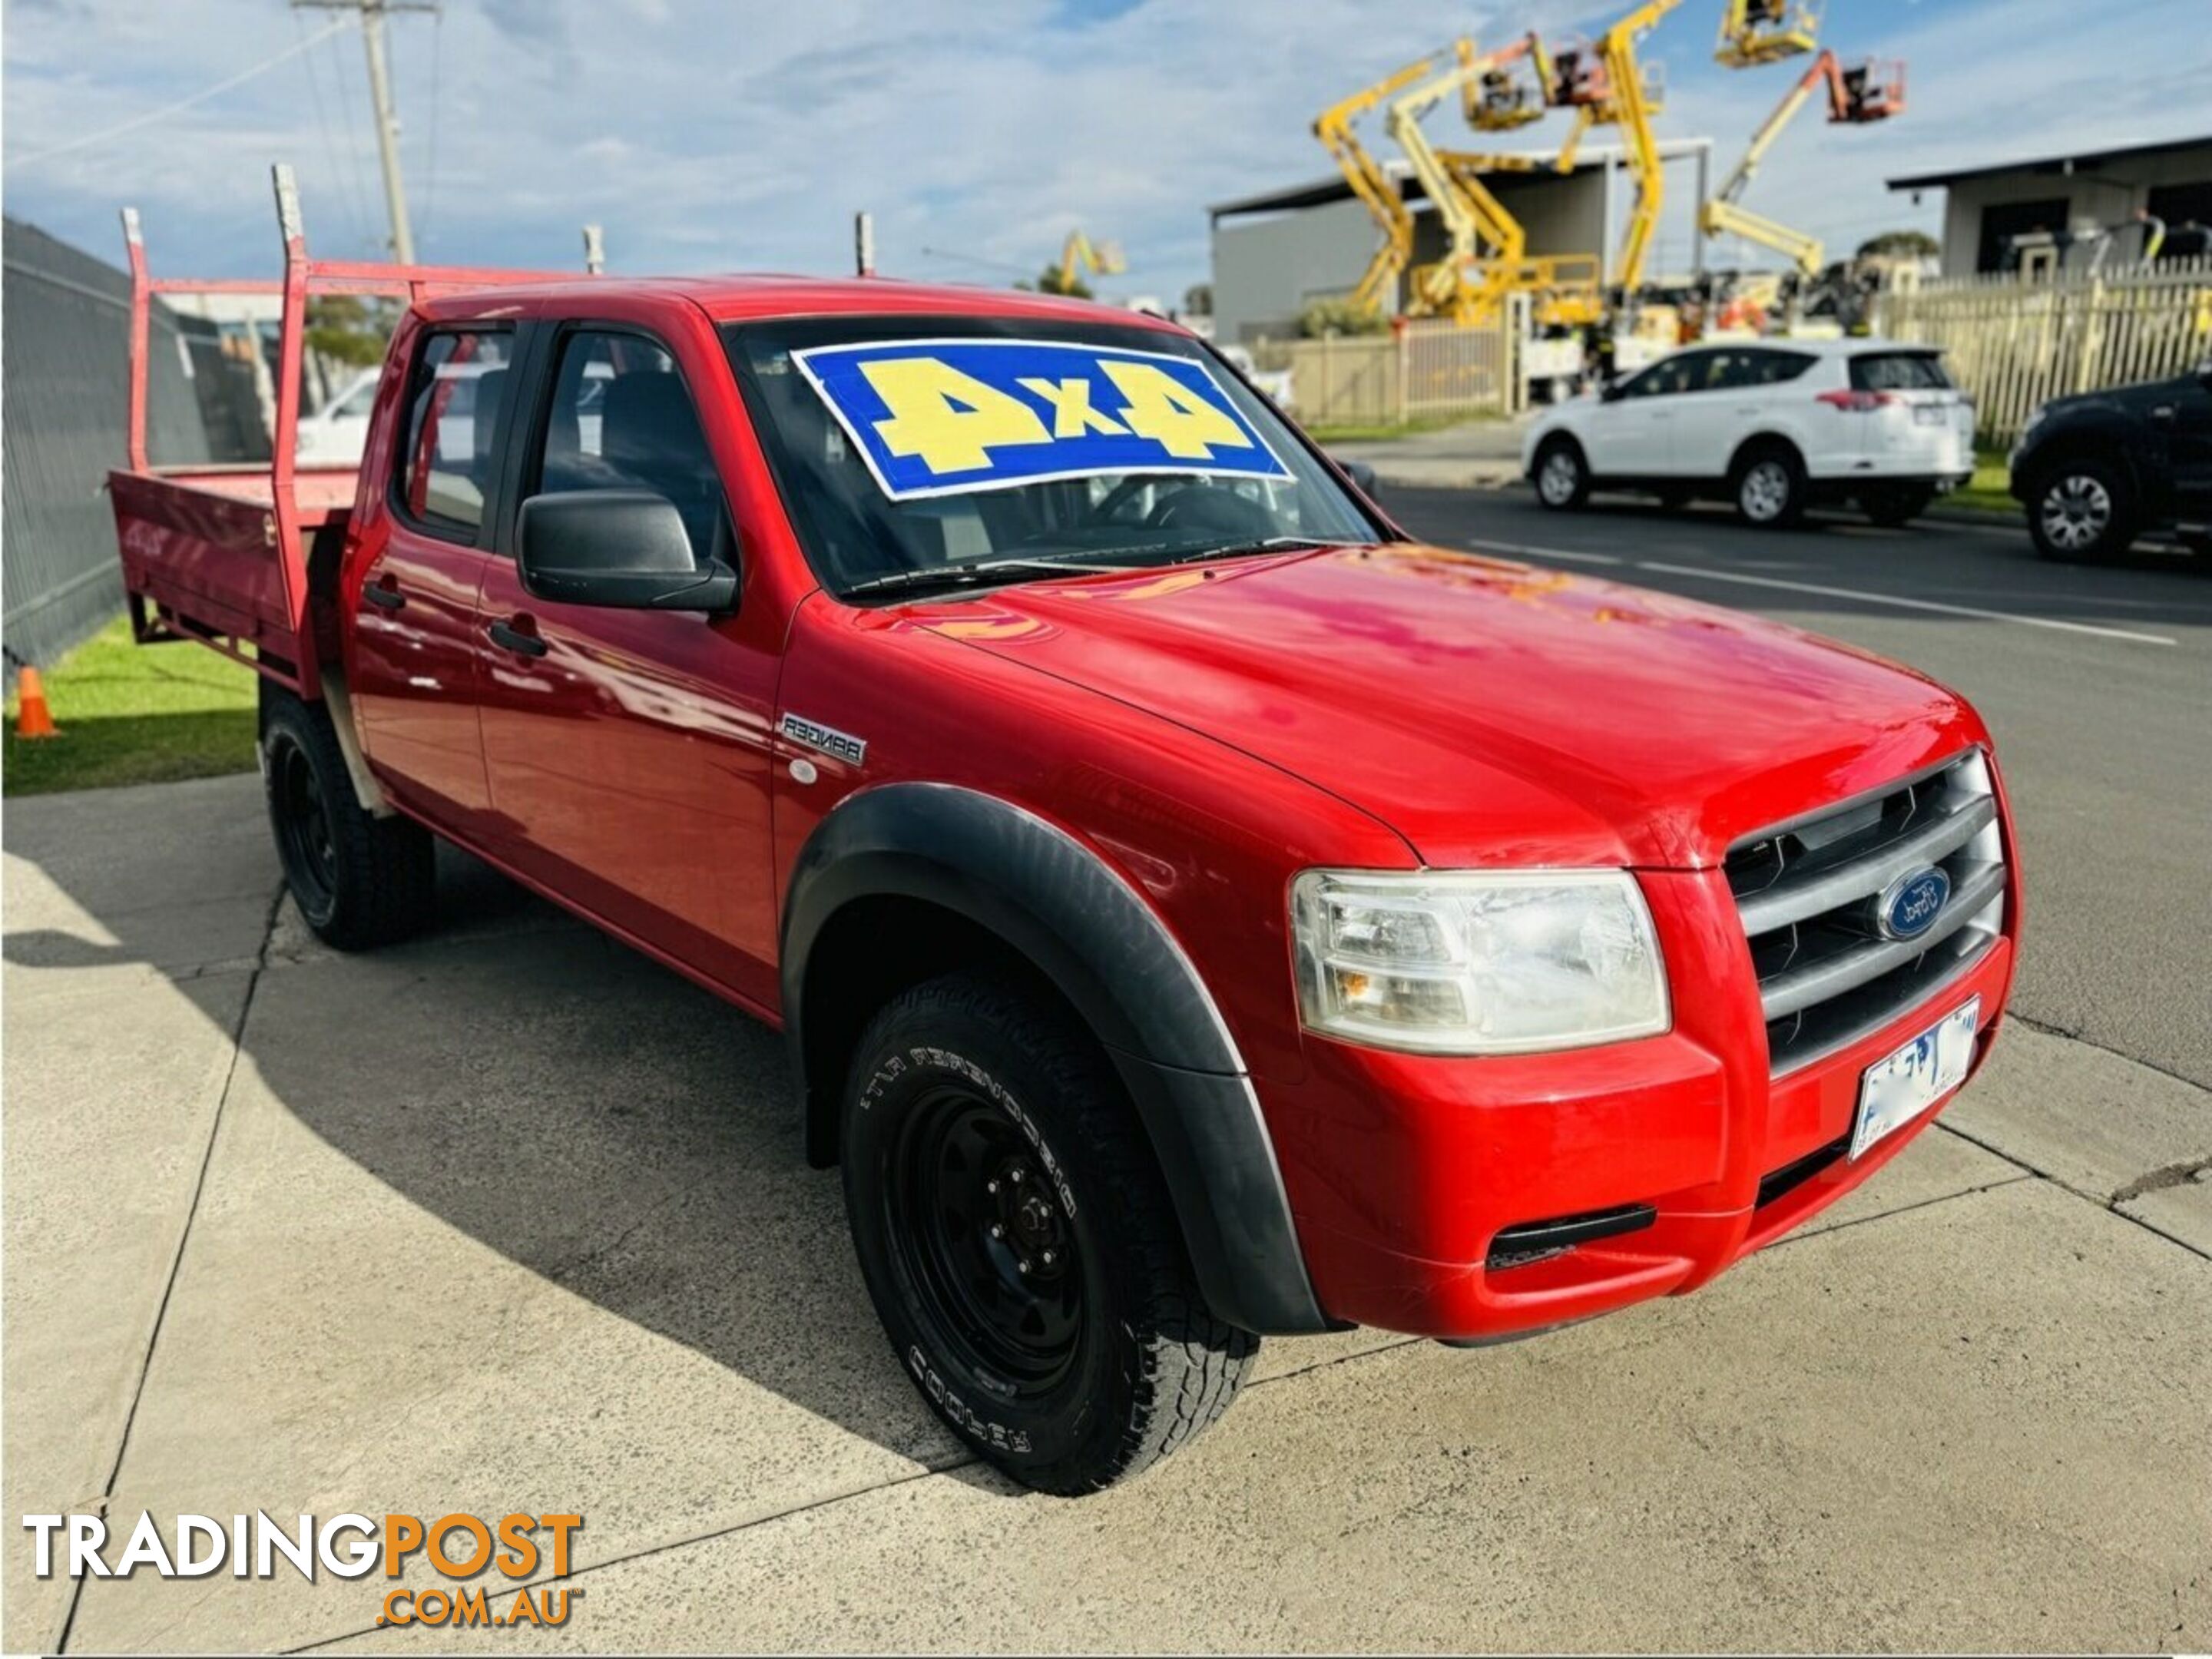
xmin=6 ymin=0 xmax=2207 ymax=300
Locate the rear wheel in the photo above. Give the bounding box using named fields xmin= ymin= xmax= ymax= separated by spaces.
xmin=2028 ymin=459 xmax=2137 ymax=563
xmin=1732 ymin=443 xmax=1807 ymax=528
xmin=1533 ymin=437 xmax=1590 ymax=511
xmin=260 ymin=690 xmax=435 ymax=950
xmin=842 ymin=972 xmax=1256 ymax=1494
xmin=1863 ymin=485 xmax=1935 ymax=528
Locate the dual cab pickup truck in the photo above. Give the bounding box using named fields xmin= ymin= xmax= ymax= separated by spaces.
xmin=109 ymin=172 xmax=2020 ymax=1494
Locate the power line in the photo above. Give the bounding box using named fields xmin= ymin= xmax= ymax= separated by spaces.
xmin=294 ymin=6 xmax=375 ymax=252
xmin=6 ymin=16 xmax=354 ymax=170
xmin=419 ymin=6 xmax=445 ymax=249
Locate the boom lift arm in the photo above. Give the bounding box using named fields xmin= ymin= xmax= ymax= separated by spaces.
xmin=1313 ymin=48 xmax=1458 ymax=316
xmin=1386 ymin=38 xmax=1598 ymax=326
xmin=1548 ymin=0 xmax=1681 ymax=296
xmin=1052 ymin=229 xmax=1126 ymax=293
xmin=1698 ymin=49 xmax=1904 ymax=278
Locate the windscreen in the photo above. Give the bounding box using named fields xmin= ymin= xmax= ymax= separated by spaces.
xmin=725 ymin=316 xmax=1377 ymax=596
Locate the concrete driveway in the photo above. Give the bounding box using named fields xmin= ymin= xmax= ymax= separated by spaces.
xmin=5 ymin=773 xmax=2207 ymax=1653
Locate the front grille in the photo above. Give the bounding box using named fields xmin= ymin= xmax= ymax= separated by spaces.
xmin=1726 ymin=750 xmax=2007 ymax=1075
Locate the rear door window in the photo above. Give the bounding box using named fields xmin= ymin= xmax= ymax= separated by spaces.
xmin=1752 ymin=350 xmax=1818 ymax=385
xmin=1849 ymin=352 xmax=1952 ymax=392
xmin=395 ymin=329 xmax=513 ymax=536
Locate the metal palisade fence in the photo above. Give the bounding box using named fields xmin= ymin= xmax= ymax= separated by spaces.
xmin=1277 ymin=316 xmax=1522 ymax=428
xmin=2 ymin=217 xmax=257 ymax=684
xmin=1876 ymin=257 xmax=2212 ymax=444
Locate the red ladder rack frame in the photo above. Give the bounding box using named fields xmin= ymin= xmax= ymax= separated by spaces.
xmin=117 ymin=162 xmax=589 ymax=698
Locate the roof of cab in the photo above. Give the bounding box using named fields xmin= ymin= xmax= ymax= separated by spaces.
xmin=424 ymin=272 xmax=1187 ymax=332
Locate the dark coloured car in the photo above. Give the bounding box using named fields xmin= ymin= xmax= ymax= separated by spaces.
xmin=2010 ymin=363 xmax=2212 ymax=561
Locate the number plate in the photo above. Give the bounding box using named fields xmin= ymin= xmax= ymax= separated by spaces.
xmin=1914 ymin=404 xmax=1945 ymax=426
xmin=1853 ymin=998 xmax=1979 ymax=1159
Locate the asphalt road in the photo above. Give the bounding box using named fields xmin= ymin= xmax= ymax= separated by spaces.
xmin=1382 ymin=484 xmax=2212 ymax=1092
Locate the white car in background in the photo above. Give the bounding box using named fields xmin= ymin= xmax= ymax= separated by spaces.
xmin=1522 ymin=339 xmax=1975 ymax=528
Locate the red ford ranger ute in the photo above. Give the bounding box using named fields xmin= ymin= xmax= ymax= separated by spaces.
xmin=110 ymin=189 xmax=2020 ymax=1494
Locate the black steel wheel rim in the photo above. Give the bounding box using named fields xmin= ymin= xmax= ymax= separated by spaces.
xmin=273 ymin=737 xmax=339 ymax=913
xmin=888 ymin=1084 xmax=1084 ymax=1395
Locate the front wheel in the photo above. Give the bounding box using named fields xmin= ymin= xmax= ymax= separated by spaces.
xmin=2028 ymin=459 xmax=2137 ymax=563
xmin=842 ymin=972 xmax=1256 ymax=1494
xmin=1532 ymin=437 xmax=1591 ymax=511
xmin=260 ymin=690 xmax=435 ymax=950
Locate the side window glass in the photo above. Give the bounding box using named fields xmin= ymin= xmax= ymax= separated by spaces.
xmin=533 ymin=329 xmax=726 ymax=559
xmin=1763 ymin=352 xmax=1816 ymax=385
xmin=1698 ymin=349 xmax=1751 ymax=391
xmin=396 ymin=329 xmax=512 ymax=536
xmin=1624 ymin=357 xmax=1685 ymax=398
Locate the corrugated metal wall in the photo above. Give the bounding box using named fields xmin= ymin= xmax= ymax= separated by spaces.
xmin=2 ymin=217 xmax=252 ymax=681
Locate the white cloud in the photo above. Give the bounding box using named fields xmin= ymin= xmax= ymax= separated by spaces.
xmin=5 ymin=0 xmax=2206 ymax=296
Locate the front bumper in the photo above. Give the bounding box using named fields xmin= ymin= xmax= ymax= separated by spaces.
xmin=1261 ymin=866 xmax=2019 ymax=1341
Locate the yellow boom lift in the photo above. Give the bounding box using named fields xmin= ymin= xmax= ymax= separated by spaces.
xmin=1386 ymin=37 xmax=1600 ymax=326
xmin=1548 ymin=0 xmax=1682 ymax=299
xmin=1052 ymin=229 xmax=1126 ymax=293
xmin=1313 ymin=47 xmax=1463 ymax=316
xmin=1698 ymin=48 xmax=1905 ymax=277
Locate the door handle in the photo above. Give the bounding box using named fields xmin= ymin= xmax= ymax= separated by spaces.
xmin=487 ymin=618 xmax=548 ymax=657
xmin=362 ymin=576 xmax=405 ymax=611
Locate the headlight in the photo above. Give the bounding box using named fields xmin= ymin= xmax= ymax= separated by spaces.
xmin=1290 ymin=869 xmax=1669 ymax=1055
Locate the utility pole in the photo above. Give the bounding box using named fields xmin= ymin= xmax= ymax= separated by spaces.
xmin=293 ymin=0 xmax=439 ymax=262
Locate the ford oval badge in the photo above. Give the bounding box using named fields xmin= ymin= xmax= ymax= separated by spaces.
xmin=1879 ymin=866 xmax=1952 ymax=941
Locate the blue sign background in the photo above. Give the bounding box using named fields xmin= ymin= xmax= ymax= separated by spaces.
xmin=792 ymin=337 xmax=1295 ymax=501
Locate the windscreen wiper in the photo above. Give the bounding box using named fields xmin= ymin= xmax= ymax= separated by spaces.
xmin=1117 ymin=535 xmax=1368 ymax=568
xmin=841 ymin=554 xmax=1144 ymax=599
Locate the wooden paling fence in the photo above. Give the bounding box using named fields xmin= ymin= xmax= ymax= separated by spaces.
xmin=1278 ymin=316 xmax=1522 ymax=427
xmin=1876 ymin=259 xmax=2212 ymax=444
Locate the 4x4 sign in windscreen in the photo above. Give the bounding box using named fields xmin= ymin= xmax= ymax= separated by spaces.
xmin=792 ymin=337 xmax=1294 ymax=501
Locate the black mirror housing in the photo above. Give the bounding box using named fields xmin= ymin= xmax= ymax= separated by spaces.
xmin=518 ymin=491 xmax=737 ymax=612
xmin=1341 ymin=459 xmax=1379 ymax=498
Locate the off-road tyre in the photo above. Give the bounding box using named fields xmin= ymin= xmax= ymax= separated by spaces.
xmin=260 ymin=688 xmax=435 ymax=950
xmin=842 ymin=971 xmax=1257 ymax=1495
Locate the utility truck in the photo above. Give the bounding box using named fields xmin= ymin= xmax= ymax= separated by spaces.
xmin=109 ymin=171 xmax=2021 ymax=1494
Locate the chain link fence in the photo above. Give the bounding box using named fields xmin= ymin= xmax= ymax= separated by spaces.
xmin=3 ymin=217 xmax=260 ymax=685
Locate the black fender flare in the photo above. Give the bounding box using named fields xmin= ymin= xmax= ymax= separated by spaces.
xmin=780 ymin=782 xmax=1330 ymax=1336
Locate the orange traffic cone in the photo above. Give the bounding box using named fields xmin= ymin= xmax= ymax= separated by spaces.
xmin=15 ymin=664 xmax=60 ymax=740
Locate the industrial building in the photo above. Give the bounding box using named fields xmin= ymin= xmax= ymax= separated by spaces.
xmin=1207 ymin=137 xmax=1712 ymax=343
xmin=1888 ymin=133 xmax=2212 ymax=276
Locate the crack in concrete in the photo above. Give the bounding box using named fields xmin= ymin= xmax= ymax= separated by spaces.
xmin=52 ymin=879 xmax=286 ymax=1656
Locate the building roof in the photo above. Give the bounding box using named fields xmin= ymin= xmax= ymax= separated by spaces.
xmin=1210 ymin=137 xmax=1714 ymax=222
xmin=1887 ymin=133 xmax=2212 ymax=193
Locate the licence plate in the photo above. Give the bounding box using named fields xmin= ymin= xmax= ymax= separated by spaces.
xmin=1853 ymin=998 xmax=1979 ymax=1159
xmin=1914 ymin=405 xmax=1945 ymax=426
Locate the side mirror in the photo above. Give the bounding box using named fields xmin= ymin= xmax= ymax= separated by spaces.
xmin=1341 ymin=459 xmax=1379 ymax=498
xmin=1601 ymin=380 xmax=1627 ymax=403
xmin=518 ymin=491 xmax=737 ymax=612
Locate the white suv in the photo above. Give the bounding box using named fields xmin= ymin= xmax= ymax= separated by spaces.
xmin=1523 ymin=339 xmax=1975 ymax=528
